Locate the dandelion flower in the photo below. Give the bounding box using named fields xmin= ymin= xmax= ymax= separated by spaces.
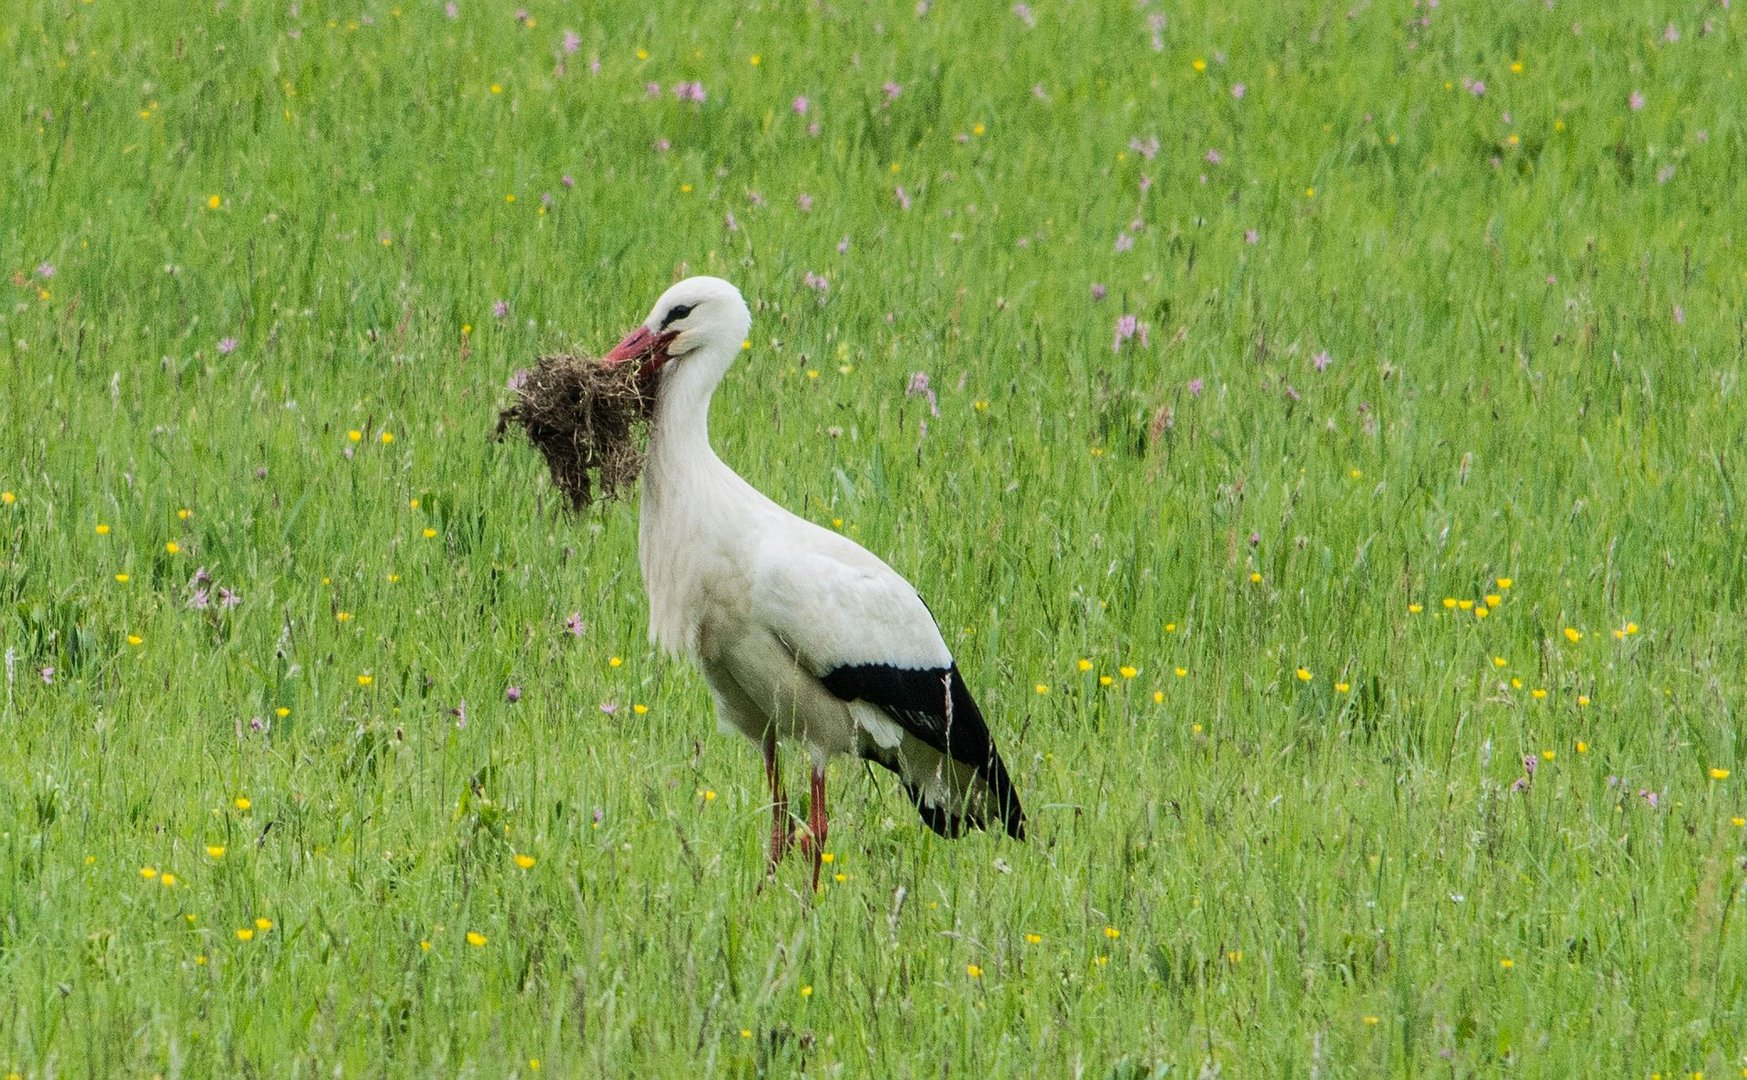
xmin=236 ymin=928 xmax=254 ymax=941
xmin=1499 ymin=958 xmax=1514 ymax=969
xmin=1104 ymin=926 xmax=1120 ymax=939
xmin=127 ymin=634 xmax=143 ymax=646
xmin=609 ymin=656 xmax=623 ymax=668
xmin=1249 ymin=571 xmax=1262 ymax=583
xmin=255 ymin=918 xmax=273 ymax=931
xmin=632 ymin=703 xmax=649 ymax=714
xmin=380 ymin=432 xmax=394 ymax=444
xmin=1733 ymin=817 xmax=1745 ymax=828
xmin=1493 ymin=656 xmax=1507 ymax=668
xmin=96 ymin=523 xmax=110 ymax=535
xmin=966 ymin=964 xmax=983 ymax=978
xmin=207 ymin=195 xmax=222 ymax=209
xmin=357 ymin=674 xmax=374 ymax=686
xmin=1541 ymin=749 xmax=1556 ymax=762
xmin=1025 ymin=933 xmax=1043 ymax=944
xmin=1295 ymin=668 xmax=1312 ymax=682
xmin=1335 ymin=682 xmax=1350 ymax=694
xmin=799 ymin=985 xmax=813 ymax=997
xmin=1710 ymin=768 xmax=1730 ymax=781
xmin=1098 ymin=675 xmax=1113 ymax=687
xmin=1076 ymin=658 xmax=1092 ymax=672
xmin=1442 ymin=598 xmax=1457 ymax=609
xmin=466 ymin=931 xmax=487 ymax=947
xmin=1363 ymin=1015 xmax=1380 ymax=1025
xmin=1174 ymin=667 xmax=1187 ymax=678
xmin=1485 ymin=594 xmax=1501 ymax=606
xmin=1034 ymin=683 xmax=1049 ymax=695
xmin=1531 ymin=688 xmax=1547 ymax=700
xmin=1564 ymin=627 xmax=1582 ymax=643
xmin=1496 ymin=577 xmax=1513 ymax=589
xmin=235 ymin=796 xmax=251 ymax=810
xmin=1408 ymin=603 xmax=1423 ymax=614
xmin=160 ymin=873 xmax=176 ymax=887
xmin=1118 ymin=665 xmax=1138 ymax=679
xmin=820 ymin=852 xmax=835 ymax=864
xmin=422 ymin=528 xmax=437 ymax=539
xmin=514 ymin=854 xmax=537 ymax=869
xmin=207 ymin=845 xmax=226 ymax=858
xmin=1457 ymin=599 xmax=1474 ymax=611
xmin=1577 ymin=695 xmax=1590 ymax=707
xmin=348 ymin=430 xmax=363 ymax=443
xmin=1152 ymin=690 xmax=1164 ymax=704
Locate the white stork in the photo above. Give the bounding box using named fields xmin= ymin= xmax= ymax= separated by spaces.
xmin=602 ymin=275 xmax=1025 ymax=889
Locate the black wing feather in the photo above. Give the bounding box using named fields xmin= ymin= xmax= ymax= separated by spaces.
xmin=819 ymin=662 xmax=1025 ymax=840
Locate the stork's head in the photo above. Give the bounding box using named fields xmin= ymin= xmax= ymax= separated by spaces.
xmin=604 ymin=276 xmax=751 ymax=393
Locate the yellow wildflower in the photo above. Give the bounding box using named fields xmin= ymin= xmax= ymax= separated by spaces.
xmin=466 ymin=931 xmax=487 ymax=947
xmin=514 ymin=854 xmax=537 ymax=869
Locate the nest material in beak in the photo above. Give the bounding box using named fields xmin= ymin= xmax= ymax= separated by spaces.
xmin=494 ymin=352 xmax=655 ymax=511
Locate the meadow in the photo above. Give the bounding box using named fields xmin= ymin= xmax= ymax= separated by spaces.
xmin=4 ymin=0 xmax=1747 ymax=1074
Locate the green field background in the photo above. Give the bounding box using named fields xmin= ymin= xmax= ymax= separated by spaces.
xmin=3 ymin=1 xmax=1746 ymax=1075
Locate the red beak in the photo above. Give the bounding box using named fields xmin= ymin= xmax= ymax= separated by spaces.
xmin=605 ymin=326 xmax=657 ymax=365
xmin=604 ymin=325 xmax=675 ymax=381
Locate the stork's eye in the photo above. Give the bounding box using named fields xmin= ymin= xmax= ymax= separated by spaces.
xmin=660 ymin=304 xmax=695 ymax=329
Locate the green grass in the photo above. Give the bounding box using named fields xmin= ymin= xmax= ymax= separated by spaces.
xmin=4 ymin=0 xmax=1747 ymax=1074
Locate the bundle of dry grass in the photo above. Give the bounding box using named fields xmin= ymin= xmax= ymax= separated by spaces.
xmin=494 ymin=353 xmax=655 ymax=511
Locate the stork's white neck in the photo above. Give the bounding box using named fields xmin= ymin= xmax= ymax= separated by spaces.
xmin=638 ymin=341 xmax=766 ymax=659
xmin=644 ymin=343 xmax=736 ymax=488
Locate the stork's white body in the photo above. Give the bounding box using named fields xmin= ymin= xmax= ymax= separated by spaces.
xmin=604 ymin=276 xmax=1024 ymax=886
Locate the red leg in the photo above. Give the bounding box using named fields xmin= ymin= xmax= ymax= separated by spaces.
xmin=804 ymin=763 xmax=828 ymax=892
xmin=763 ymin=732 xmax=791 ymax=875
